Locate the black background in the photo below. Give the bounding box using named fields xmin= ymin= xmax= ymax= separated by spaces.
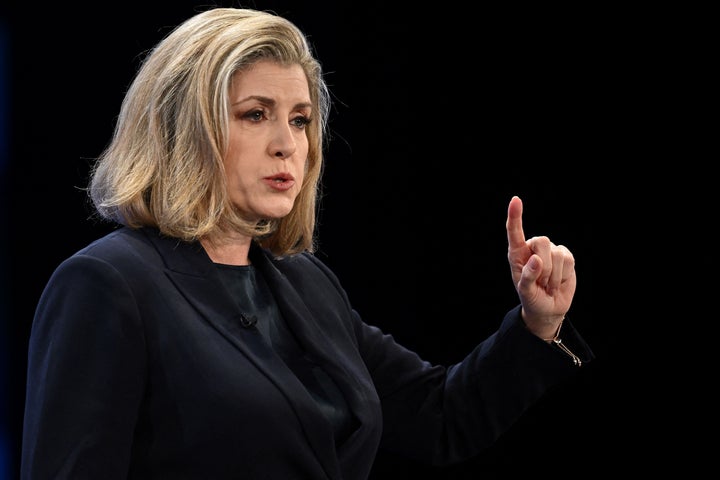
xmin=1 ymin=1 xmax=624 ymax=478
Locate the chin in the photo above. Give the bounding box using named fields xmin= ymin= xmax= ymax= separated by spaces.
xmin=262 ymin=206 xmax=294 ymax=220
xmin=245 ymin=198 xmax=296 ymax=221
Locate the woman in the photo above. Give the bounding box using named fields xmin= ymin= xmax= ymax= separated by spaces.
xmin=21 ymin=7 xmax=593 ymax=480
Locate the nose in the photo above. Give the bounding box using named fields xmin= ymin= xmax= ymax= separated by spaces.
xmin=269 ymin=121 xmax=297 ymax=159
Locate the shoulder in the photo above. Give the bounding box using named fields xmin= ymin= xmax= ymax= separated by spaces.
xmin=54 ymin=227 xmax=166 ymax=284
xmin=77 ymin=226 xmax=159 ymax=261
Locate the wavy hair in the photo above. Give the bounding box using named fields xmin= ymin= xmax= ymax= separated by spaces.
xmin=88 ymin=8 xmax=331 ymax=256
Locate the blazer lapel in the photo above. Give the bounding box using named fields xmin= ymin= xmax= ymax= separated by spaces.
xmin=250 ymin=247 xmax=381 ymax=447
xmin=143 ymin=229 xmax=342 ymax=479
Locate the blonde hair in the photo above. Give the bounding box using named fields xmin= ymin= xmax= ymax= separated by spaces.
xmin=89 ymin=7 xmax=330 ymax=256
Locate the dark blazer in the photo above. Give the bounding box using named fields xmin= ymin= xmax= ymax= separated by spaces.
xmin=21 ymin=227 xmax=593 ymax=480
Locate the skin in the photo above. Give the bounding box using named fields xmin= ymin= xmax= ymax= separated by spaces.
xmin=506 ymin=195 xmax=577 ymax=341
xmin=201 ymin=60 xmax=312 ymax=265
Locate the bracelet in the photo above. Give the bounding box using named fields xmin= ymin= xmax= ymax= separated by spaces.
xmin=544 ymin=316 xmax=582 ymax=367
xmin=543 ymin=316 xmax=565 ymax=342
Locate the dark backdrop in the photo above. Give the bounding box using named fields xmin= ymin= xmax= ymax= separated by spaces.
xmin=2 ymin=1 xmax=620 ymax=478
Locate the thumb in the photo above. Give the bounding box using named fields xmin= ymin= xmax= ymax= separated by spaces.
xmin=518 ymin=254 xmax=542 ymax=293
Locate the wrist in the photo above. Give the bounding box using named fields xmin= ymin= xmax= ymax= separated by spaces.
xmin=543 ymin=316 xmax=582 ymax=366
xmin=542 ymin=317 xmax=565 ymax=343
xmin=521 ymin=308 xmax=565 ymax=340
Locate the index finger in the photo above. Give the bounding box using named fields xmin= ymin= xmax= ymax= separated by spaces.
xmin=506 ymin=195 xmax=527 ymax=249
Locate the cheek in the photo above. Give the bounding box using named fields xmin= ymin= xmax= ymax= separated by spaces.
xmin=297 ymin=138 xmax=310 ymax=176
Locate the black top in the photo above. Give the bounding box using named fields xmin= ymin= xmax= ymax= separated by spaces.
xmin=215 ymin=263 xmax=357 ymax=446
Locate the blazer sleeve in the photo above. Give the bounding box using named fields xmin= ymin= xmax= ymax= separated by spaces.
xmin=352 ymin=304 xmax=594 ymax=466
xmin=22 ymin=254 xmax=147 ymax=480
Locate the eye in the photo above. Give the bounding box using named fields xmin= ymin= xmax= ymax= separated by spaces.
xmin=242 ymin=110 xmax=265 ymax=122
xmin=290 ymin=116 xmax=311 ymax=129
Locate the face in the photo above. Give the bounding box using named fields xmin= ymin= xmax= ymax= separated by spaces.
xmin=224 ymin=60 xmax=312 ymax=221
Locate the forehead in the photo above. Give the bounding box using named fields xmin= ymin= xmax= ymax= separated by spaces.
xmin=230 ymin=60 xmax=310 ymax=99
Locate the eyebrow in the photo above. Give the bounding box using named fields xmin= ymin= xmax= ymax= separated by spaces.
xmin=231 ymin=95 xmax=312 ymax=111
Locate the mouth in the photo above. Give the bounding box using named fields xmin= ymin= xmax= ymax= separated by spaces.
xmin=263 ymin=173 xmax=296 ymax=191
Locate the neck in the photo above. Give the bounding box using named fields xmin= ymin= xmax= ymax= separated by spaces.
xmin=200 ymin=234 xmax=253 ymax=266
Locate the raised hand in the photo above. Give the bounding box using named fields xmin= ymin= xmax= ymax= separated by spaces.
xmin=506 ymin=196 xmax=576 ymax=340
